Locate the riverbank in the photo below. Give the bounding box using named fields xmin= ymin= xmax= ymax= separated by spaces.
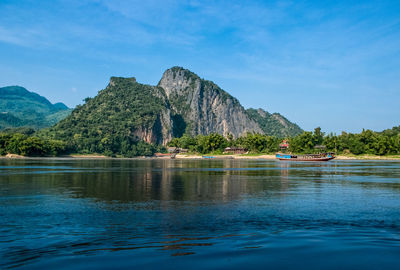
xmin=1 ymin=153 xmax=400 ymax=160
xmin=335 ymin=154 xmax=400 ymax=160
xmin=0 ymin=153 xmax=108 ymax=159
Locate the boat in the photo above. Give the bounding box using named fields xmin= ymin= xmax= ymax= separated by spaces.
xmin=202 ymin=156 xmax=216 ymax=159
xmin=275 ymin=152 xmax=335 ymax=161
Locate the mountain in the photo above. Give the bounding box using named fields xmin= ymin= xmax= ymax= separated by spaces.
xmin=45 ymin=67 xmax=302 ymax=152
xmin=246 ymin=108 xmax=303 ymax=137
xmin=0 ymin=86 xmax=72 ymax=130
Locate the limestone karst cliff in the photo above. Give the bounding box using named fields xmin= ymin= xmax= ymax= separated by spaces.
xmin=158 ymin=67 xmax=263 ymax=138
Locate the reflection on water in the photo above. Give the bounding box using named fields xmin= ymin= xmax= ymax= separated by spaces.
xmin=1 ymin=159 xmax=400 ymax=269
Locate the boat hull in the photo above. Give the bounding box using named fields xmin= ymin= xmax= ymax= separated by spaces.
xmin=277 ymin=156 xmax=335 ymax=162
xmin=276 ymin=153 xmax=335 ymax=162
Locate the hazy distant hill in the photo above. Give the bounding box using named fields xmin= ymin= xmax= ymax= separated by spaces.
xmin=380 ymin=125 xmax=400 ymax=136
xmin=45 ymin=67 xmax=302 ymax=153
xmin=0 ymin=86 xmax=72 ymax=129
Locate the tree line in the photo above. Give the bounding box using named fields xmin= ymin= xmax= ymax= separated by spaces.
xmin=168 ymin=127 xmax=400 ymax=155
xmin=0 ymin=132 xmax=67 ymax=156
xmin=1 ymin=126 xmax=399 ymax=157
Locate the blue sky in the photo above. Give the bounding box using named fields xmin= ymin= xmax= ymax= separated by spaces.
xmin=0 ymin=0 xmax=399 ymax=133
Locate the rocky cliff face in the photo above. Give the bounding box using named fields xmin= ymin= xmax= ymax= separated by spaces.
xmin=158 ymin=67 xmax=263 ymax=138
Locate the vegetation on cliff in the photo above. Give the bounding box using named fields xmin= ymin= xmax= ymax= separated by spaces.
xmin=39 ymin=77 xmax=169 ymax=157
xmin=246 ymin=108 xmax=303 ymax=137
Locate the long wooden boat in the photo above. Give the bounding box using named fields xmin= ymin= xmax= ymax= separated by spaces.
xmin=276 ymin=152 xmax=335 ymax=161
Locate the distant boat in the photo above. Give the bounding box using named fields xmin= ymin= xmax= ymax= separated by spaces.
xmin=202 ymin=156 xmax=216 ymax=159
xmin=276 ymin=152 xmax=335 ymax=161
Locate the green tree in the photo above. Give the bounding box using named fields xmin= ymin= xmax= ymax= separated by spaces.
xmin=196 ymin=133 xmax=227 ymax=154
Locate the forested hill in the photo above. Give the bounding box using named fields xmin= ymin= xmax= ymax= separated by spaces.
xmin=43 ymin=67 xmax=302 ymax=155
xmin=42 ymin=77 xmax=173 ymax=156
xmin=0 ymin=86 xmax=71 ymax=130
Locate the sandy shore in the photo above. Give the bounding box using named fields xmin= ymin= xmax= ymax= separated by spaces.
xmin=67 ymin=154 xmax=108 ymax=158
xmin=175 ymin=154 xmax=276 ymax=159
xmin=335 ymin=155 xmax=400 ymax=160
xmin=0 ymin=154 xmax=109 ymax=159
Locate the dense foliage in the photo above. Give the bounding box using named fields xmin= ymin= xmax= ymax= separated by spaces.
xmin=289 ymin=127 xmax=400 ymax=155
xmin=168 ymin=133 xmax=227 ymax=154
xmin=168 ymin=133 xmax=280 ymax=154
xmin=0 ymin=86 xmax=71 ymax=130
xmin=2 ymin=126 xmax=399 ymax=157
xmin=236 ymin=133 xmax=281 ymax=153
xmin=0 ymin=132 xmax=67 ymax=156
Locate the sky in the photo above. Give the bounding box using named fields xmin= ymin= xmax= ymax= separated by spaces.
xmin=0 ymin=0 xmax=399 ymax=133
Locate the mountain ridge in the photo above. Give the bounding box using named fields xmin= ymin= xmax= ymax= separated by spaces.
xmin=44 ymin=67 xmax=302 ymax=156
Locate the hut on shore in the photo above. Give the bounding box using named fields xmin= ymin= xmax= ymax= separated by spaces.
xmin=279 ymin=140 xmax=290 ymax=150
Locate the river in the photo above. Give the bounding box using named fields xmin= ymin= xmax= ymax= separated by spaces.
xmin=1 ymin=159 xmax=400 ymax=269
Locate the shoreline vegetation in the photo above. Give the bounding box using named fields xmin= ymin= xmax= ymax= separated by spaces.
xmin=1 ymin=126 xmax=400 ymax=160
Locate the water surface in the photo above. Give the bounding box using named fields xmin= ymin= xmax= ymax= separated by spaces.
xmin=1 ymin=159 xmax=400 ymax=269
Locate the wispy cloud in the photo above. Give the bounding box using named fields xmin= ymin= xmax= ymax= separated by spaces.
xmin=0 ymin=26 xmax=50 ymax=47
